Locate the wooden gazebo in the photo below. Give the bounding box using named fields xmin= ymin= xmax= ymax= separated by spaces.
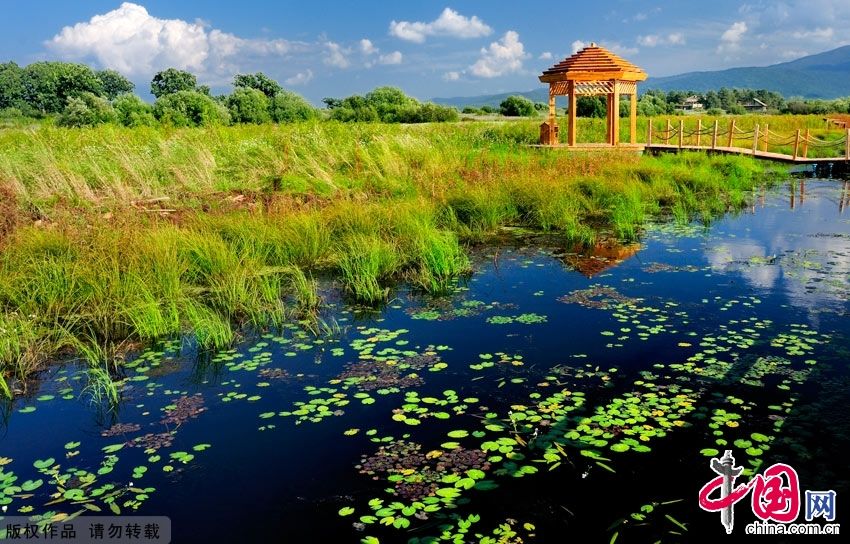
xmin=538 ymin=43 xmax=647 ymax=147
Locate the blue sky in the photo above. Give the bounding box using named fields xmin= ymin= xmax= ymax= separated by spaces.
xmin=2 ymin=1 xmax=849 ymax=103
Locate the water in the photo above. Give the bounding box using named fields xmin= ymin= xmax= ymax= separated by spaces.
xmin=2 ymin=180 xmax=849 ymax=543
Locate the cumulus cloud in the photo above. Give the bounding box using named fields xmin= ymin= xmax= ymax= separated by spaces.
xmin=285 ymin=69 xmax=313 ymax=86
xmin=46 ymin=2 xmax=299 ymax=77
xmin=324 ymin=41 xmax=350 ymax=68
xmin=718 ymin=21 xmax=748 ymax=53
xmin=571 ymin=40 xmax=588 ymax=54
xmin=378 ymin=51 xmax=403 ymax=65
xmin=637 ymin=32 xmax=685 ymax=47
xmin=359 ymin=38 xmax=378 ymax=55
xmin=469 ymin=31 xmax=527 ymax=78
xmin=443 ymin=71 xmax=461 ymax=81
xmin=538 ymin=51 xmax=553 ymax=60
xmin=389 ymin=7 xmax=492 ymax=43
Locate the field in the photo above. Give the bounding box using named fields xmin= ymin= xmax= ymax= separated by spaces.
xmin=0 ymin=118 xmax=786 ymax=392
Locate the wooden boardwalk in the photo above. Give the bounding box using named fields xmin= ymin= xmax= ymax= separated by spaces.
xmin=645 ymin=119 xmax=850 ymax=164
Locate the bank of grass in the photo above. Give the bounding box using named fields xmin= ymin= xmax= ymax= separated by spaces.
xmin=0 ymin=121 xmax=773 ymax=392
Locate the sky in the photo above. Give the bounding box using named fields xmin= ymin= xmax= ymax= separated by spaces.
xmin=2 ymin=1 xmax=849 ymax=103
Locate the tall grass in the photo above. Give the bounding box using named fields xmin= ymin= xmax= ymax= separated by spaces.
xmin=0 ymin=121 xmax=773 ymax=390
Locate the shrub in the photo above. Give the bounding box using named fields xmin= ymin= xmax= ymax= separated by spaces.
xmin=153 ymin=90 xmax=230 ymax=127
xmin=269 ymin=90 xmax=317 ymax=122
xmin=226 ymin=88 xmax=270 ymax=124
xmin=113 ymin=94 xmax=156 ymax=127
xmin=399 ymin=103 xmax=459 ymax=123
xmin=233 ymin=72 xmax=282 ymax=98
xmin=150 ymin=68 xmax=198 ymax=98
xmin=499 ymin=95 xmax=535 ymax=117
xmin=57 ymin=92 xmax=116 ymax=127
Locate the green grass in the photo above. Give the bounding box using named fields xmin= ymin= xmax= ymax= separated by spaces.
xmin=0 ymin=120 xmax=775 ymax=392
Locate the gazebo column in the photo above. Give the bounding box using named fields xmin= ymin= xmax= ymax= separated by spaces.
xmin=567 ymin=81 xmax=577 ymax=146
xmin=548 ymin=85 xmax=556 ymax=124
xmin=611 ymin=80 xmax=620 ymax=145
xmin=630 ymin=88 xmax=637 ymax=144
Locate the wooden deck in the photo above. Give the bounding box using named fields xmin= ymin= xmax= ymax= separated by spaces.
xmin=646 ymin=143 xmax=847 ymax=164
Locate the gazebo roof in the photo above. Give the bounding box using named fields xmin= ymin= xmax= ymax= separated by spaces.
xmin=539 ymin=43 xmax=647 ymax=83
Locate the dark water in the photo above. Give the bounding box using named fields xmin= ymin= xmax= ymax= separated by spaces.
xmin=2 ymin=180 xmax=849 ymax=544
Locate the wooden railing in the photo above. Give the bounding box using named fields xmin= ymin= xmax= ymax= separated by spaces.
xmin=647 ymin=118 xmax=850 ymax=161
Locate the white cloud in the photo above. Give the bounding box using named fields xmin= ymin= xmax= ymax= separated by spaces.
xmin=389 ymin=7 xmax=492 ymax=43
xmin=571 ymin=40 xmax=588 ymax=54
xmin=285 ymin=69 xmax=313 ymax=86
xmin=637 ymin=33 xmax=685 ymax=47
xmin=718 ymin=21 xmax=748 ymax=53
xmin=378 ymin=51 xmax=403 ymax=65
xmin=46 ymin=2 xmax=300 ymax=78
xmin=539 ymin=51 xmax=553 ymax=60
xmin=470 ymin=31 xmax=527 ymax=78
xmin=324 ymin=41 xmax=350 ymax=68
xmin=791 ymin=27 xmax=834 ymax=40
xmin=443 ymin=71 xmax=461 ymax=81
xmin=359 ymin=38 xmax=378 ymax=55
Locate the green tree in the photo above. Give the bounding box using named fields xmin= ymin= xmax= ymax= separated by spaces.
xmin=576 ymin=96 xmax=605 ymax=118
xmin=226 ymin=87 xmax=270 ymax=124
xmin=269 ymin=91 xmax=317 ymax=122
xmin=499 ymin=95 xmax=535 ymax=117
xmin=233 ymin=72 xmax=282 ymax=98
xmin=153 ymin=90 xmax=230 ymax=127
xmin=113 ymin=94 xmax=156 ymax=126
xmin=150 ymin=68 xmax=198 ymax=98
xmin=96 ymin=69 xmax=134 ymax=99
xmin=21 ymin=62 xmax=104 ymax=114
xmin=57 ymin=92 xmax=116 ymax=127
xmin=0 ymin=62 xmax=24 ymax=110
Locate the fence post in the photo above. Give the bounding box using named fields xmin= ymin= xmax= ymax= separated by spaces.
xmin=696 ymin=118 xmax=702 ymax=147
xmin=678 ymin=119 xmax=684 ymax=148
xmin=667 ymin=119 xmax=672 ymax=144
xmin=802 ymin=129 xmax=810 ymax=158
xmin=846 ymin=128 xmax=850 ymax=160
xmin=752 ymin=124 xmax=760 ymax=154
xmin=647 ymin=119 xmax=653 ymax=145
xmin=728 ymin=119 xmax=736 ymax=148
xmin=793 ymin=129 xmax=801 ymax=160
xmin=763 ymin=123 xmax=769 ymax=152
xmin=712 ymin=119 xmax=719 ymax=149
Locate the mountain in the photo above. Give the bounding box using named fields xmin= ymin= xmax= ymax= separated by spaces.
xmin=432 ymin=45 xmax=850 ymax=107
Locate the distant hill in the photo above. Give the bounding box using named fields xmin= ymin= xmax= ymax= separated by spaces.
xmin=432 ymin=45 xmax=850 ymax=107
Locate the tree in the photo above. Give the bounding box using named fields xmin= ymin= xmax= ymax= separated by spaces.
xmin=96 ymin=69 xmax=134 ymax=99
xmin=150 ymin=68 xmax=198 ymax=98
xmin=153 ymin=90 xmax=230 ymax=127
xmin=57 ymin=92 xmax=116 ymax=127
xmin=113 ymin=94 xmax=156 ymax=127
xmin=226 ymin=87 xmax=270 ymax=124
xmin=269 ymin=91 xmax=317 ymax=122
xmin=21 ymin=62 xmax=104 ymax=114
xmin=365 ymin=86 xmax=418 ymax=122
xmin=576 ymin=96 xmax=605 ymax=118
xmin=0 ymin=62 xmax=24 ymax=110
xmin=499 ymin=95 xmax=535 ymax=117
xmin=233 ymin=72 xmax=282 ymax=98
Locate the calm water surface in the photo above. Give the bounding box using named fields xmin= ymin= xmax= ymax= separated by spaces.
xmin=2 ymin=179 xmax=849 ymax=543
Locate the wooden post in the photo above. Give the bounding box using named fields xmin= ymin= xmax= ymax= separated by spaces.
xmin=696 ymin=118 xmax=702 ymax=147
xmin=548 ymin=86 xmax=556 ymax=124
xmin=678 ymin=119 xmax=684 ymax=148
xmin=567 ymin=82 xmax=577 ymax=146
xmin=648 ymin=118 xmax=653 ymax=145
xmin=802 ymin=128 xmax=810 ymax=158
xmin=612 ymin=82 xmax=620 ymax=145
xmin=845 ymin=128 xmax=849 ymax=160
xmin=728 ymin=119 xmax=736 ymax=148
xmin=712 ymin=119 xmax=719 ymax=149
xmin=752 ymin=124 xmax=760 ymax=154
xmin=629 ymin=90 xmax=637 ymax=144
xmin=667 ymin=119 xmax=672 ymax=144
xmin=763 ymin=123 xmax=769 ymax=152
xmin=793 ymin=129 xmax=801 ymax=160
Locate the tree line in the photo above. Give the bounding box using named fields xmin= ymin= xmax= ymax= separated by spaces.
xmin=0 ymin=61 xmax=457 ymax=127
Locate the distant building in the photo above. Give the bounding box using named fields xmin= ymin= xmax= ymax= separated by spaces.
xmin=740 ymin=98 xmax=768 ymax=112
xmin=678 ymin=95 xmax=704 ymax=111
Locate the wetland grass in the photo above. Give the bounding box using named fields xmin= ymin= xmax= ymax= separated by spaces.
xmin=0 ymin=121 xmax=774 ymax=391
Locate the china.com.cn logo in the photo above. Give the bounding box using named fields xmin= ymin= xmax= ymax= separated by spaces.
xmin=698 ymin=450 xmax=839 ymax=535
